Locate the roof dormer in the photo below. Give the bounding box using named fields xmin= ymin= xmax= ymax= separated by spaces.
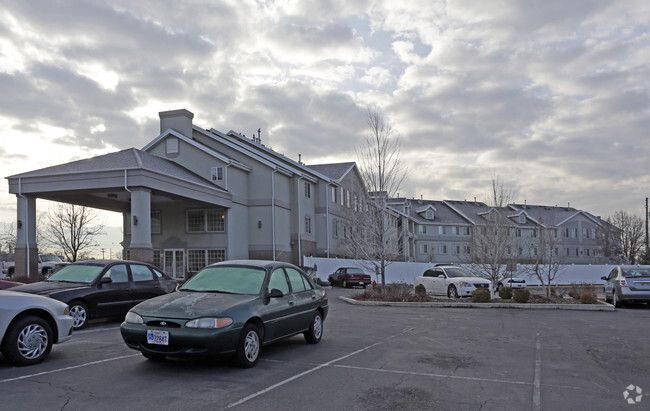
xmin=416 ymin=204 xmax=437 ymax=220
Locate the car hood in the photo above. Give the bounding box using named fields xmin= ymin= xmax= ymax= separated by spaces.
xmin=130 ymin=291 xmax=258 ymax=319
xmin=9 ymin=281 xmax=91 ymax=295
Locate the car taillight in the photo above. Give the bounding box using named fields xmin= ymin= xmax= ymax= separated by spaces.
xmin=620 ymin=278 xmax=628 ymax=287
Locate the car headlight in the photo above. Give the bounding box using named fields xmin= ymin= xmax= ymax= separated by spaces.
xmin=185 ymin=317 xmax=233 ymax=329
xmin=459 ymin=282 xmax=472 ymax=287
xmin=125 ymin=312 xmax=144 ymax=324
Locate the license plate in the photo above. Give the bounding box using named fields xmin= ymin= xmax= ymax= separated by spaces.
xmin=359 ymin=282 xmax=364 ymax=285
xmin=147 ymin=330 xmax=169 ymax=345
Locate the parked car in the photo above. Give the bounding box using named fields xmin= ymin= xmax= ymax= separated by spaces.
xmin=497 ymin=276 xmax=526 ymax=290
xmin=0 ymin=290 xmax=74 ymax=366
xmin=0 ymin=279 xmax=24 ymax=290
xmin=602 ymin=265 xmax=650 ymax=307
xmin=8 ymin=260 xmax=179 ymax=329
xmin=327 ymin=267 xmax=372 ymax=288
xmin=2 ymin=253 xmax=69 ymax=277
xmin=120 ymin=260 xmax=328 ymax=367
xmin=414 ymin=265 xmax=492 ymax=298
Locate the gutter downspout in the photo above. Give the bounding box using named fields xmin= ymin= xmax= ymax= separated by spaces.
xmin=124 ymin=169 xmax=131 ymax=192
xmin=225 ymin=163 xmax=231 ymax=191
xmin=18 ymin=178 xmax=30 ymax=279
xmin=272 ymin=170 xmax=277 ymax=260
xmin=326 ymin=183 xmax=330 ymax=258
xmin=297 ymin=177 xmax=302 ymax=267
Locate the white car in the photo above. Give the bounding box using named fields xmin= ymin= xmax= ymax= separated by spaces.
xmin=415 ymin=266 xmax=492 ymax=298
xmin=497 ymin=277 xmax=526 ymax=290
xmin=1 ymin=290 xmax=74 ymax=366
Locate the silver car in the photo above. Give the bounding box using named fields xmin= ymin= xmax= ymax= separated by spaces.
xmin=602 ymin=265 xmax=650 ymax=307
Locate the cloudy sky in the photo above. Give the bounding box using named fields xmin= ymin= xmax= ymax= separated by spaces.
xmin=1 ymin=0 xmax=649 ymax=255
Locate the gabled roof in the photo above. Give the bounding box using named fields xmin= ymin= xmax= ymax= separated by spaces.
xmin=509 ymin=204 xmax=603 ymax=227
xmin=142 ymin=129 xmax=251 ymax=172
xmin=9 ymin=148 xmax=222 ymax=191
xmin=307 ymin=162 xmax=356 ymax=183
xmin=415 ymin=204 xmax=437 ymax=214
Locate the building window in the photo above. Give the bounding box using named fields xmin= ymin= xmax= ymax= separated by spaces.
xmin=519 ymin=214 xmax=526 ymax=224
xmin=187 ymin=249 xmax=226 ymax=274
xmin=439 ymin=245 xmax=447 ymax=254
xmin=463 ymin=226 xmax=470 ymax=235
xmin=438 ymin=226 xmax=447 ymax=235
xmin=331 ymin=186 xmax=337 ymax=203
xmin=463 ymin=245 xmax=471 ymax=254
xmin=345 ymin=190 xmax=351 ymax=207
xmin=153 ymin=249 xmax=161 ymax=268
xmin=516 ymin=229 xmax=522 ymax=237
xmin=564 ymin=228 xmax=569 ymax=238
xmin=420 ymin=244 xmax=428 ymax=254
xmin=453 ymin=245 xmax=460 ymax=254
xmin=187 ymin=209 xmax=226 ymax=232
xmin=333 ymin=220 xmax=339 ymax=237
xmin=340 ymin=188 xmax=344 ymax=206
xmin=211 ymin=166 xmax=224 ymax=182
xmin=304 ymin=182 xmax=311 ymax=198
xmin=166 ymin=138 xmax=179 ymax=154
xmin=532 ymin=229 xmax=537 ymax=238
xmin=419 ymin=225 xmax=427 ymax=234
xmin=353 ymin=194 xmax=358 ymax=211
xmin=305 ymin=217 xmax=312 ymax=234
xmin=151 ymin=211 xmax=161 ymax=234
xmin=575 ymin=248 xmax=579 ymax=256
xmin=426 ymin=209 xmax=434 ymax=220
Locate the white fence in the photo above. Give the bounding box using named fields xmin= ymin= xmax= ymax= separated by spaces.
xmin=303 ymin=256 xmax=616 ymax=286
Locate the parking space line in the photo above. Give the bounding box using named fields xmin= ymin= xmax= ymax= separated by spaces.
xmin=533 ymin=333 xmax=542 ymax=411
xmin=0 ymin=354 xmax=140 ymax=384
xmin=226 ymin=327 xmax=415 ymax=409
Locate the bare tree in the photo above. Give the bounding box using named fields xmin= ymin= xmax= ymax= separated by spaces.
xmin=44 ymin=204 xmax=105 ymax=262
xmin=609 ymin=210 xmax=645 ymax=264
xmin=524 ymin=227 xmax=565 ymax=296
xmin=345 ymin=107 xmax=407 ymax=290
xmin=0 ymin=222 xmax=16 ymax=257
xmin=468 ymin=174 xmax=518 ymax=288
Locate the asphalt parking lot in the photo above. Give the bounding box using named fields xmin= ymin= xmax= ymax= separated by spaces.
xmin=1 ymin=286 xmax=649 ymax=410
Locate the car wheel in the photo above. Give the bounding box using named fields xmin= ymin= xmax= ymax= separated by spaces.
xmin=236 ymin=323 xmax=261 ymax=368
xmin=1 ymin=315 xmax=53 ymax=366
xmin=447 ymin=285 xmax=459 ymax=299
xmin=142 ymin=352 xmax=166 ymax=361
xmin=604 ymin=288 xmax=612 ymax=304
xmin=304 ymin=311 xmax=323 ymax=344
xmin=69 ymin=300 xmax=89 ymax=329
xmin=342 ymin=280 xmax=348 ymax=288
xmin=612 ymin=289 xmax=622 ymax=308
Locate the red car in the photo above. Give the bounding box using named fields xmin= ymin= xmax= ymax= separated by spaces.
xmin=0 ymin=279 xmax=24 ymax=290
xmin=328 ymin=267 xmax=371 ymax=288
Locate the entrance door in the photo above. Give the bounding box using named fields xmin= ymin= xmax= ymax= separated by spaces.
xmin=164 ymin=249 xmax=185 ymax=279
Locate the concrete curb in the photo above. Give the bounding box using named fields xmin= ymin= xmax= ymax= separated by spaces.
xmin=338 ymin=296 xmax=616 ymax=311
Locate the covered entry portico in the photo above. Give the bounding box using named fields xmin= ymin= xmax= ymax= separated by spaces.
xmin=6 ymin=148 xmax=231 ymax=277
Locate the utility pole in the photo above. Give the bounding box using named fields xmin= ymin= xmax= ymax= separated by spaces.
xmin=645 ymin=197 xmax=648 ymax=257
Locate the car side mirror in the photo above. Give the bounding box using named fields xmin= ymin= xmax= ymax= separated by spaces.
xmin=268 ymin=288 xmax=284 ymax=298
xmin=438 ymin=274 xmax=445 ymax=278
xmin=601 ymin=276 xmax=607 ymax=281
xmin=100 ymin=277 xmax=113 ymax=284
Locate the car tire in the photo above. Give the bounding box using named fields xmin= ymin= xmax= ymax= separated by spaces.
xmin=304 ymin=311 xmax=323 ymax=344
xmin=142 ymin=352 xmax=166 ymax=361
xmin=604 ymin=288 xmax=612 ymax=304
xmin=612 ymin=289 xmax=622 ymax=308
xmin=342 ymin=280 xmax=348 ymax=288
xmin=448 ymin=285 xmax=459 ymax=299
xmin=69 ymin=300 xmax=89 ymax=330
xmin=1 ymin=315 xmax=53 ymax=366
xmin=236 ymin=323 xmax=261 ymax=368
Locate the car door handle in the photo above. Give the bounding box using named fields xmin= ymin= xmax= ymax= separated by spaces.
xmin=311 ymin=295 xmax=317 ymax=300
xmin=288 ymin=300 xmax=295 ymax=306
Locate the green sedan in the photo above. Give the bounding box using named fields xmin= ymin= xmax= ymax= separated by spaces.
xmin=120 ymin=260 xmax=328 ymax=367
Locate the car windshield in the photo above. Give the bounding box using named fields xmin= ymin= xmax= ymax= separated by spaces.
xmin=347 ymin=268 xmax=365 ymax=274
xmin=41 ymin=254 xmax=63 ymax=263
xmin=445 ymin=267 xmax=474 ymax=278
xmin=180 ymin=266 xmax=266 ymax=295
xmin=473 ymin=272 xmax=489 ymax=279
xmin=622 ymin=268 xmax=650 ymax=277
xmin=46 ymin=264 xmax=104 ymax=283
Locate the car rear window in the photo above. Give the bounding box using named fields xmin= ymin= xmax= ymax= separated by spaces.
xmin=347 ymin=268 xmax=365 ymax=274
xmin=622 ymin=268 xmax=650 ymax=277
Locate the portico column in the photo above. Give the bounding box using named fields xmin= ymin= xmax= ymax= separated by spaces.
xmin=15 ymin=195 xmax=38 ymax=277
xmin=129 ymin=188 xmax=153 ymax=263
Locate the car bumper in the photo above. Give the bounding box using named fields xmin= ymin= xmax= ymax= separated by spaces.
xmin=618 ymin=288 xmax=650 ymax=302
xmin=120 ymin=322 xmax=243 ymax=357
xmin=505 ymin=283 xmax=526 ymax=289
xmin=56 ymin=315 xmax=75 ymax=344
